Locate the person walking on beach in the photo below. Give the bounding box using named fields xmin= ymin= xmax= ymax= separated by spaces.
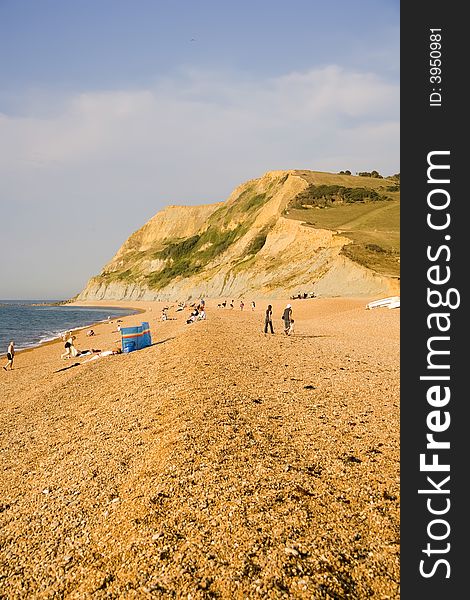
xmin=240 ymin=300 xmax=245 ymax=311
xmin=282 ymin=303 xmax=293 ymax=335
xmin=264 ymin=305 xmax=274 ymax=334
xmin=251 ymin=301 xmax=256 ymax=311
xmin=3 ymin=340 xmax=15 ymax=370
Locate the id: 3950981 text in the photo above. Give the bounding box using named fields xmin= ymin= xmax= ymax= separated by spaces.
xmin=429 ymin=28 xmax=442 ymax=107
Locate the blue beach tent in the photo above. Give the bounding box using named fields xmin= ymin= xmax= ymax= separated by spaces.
xmin=120 ymin=321 xmax=152 ymax=353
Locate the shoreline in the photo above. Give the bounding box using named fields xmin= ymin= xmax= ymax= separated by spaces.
xmin=0 ymin=302 xmax=147 ymax=358
xmin=2 ymin=295 xmax=395 ymax=361
xmin=2 ymin=294 xmax=397 ymax=358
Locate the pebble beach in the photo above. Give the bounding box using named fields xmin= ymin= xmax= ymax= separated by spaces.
xmin=0 ymin=297 xmax=400 ymax=599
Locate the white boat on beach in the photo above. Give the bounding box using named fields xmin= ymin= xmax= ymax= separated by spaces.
xmin=366 ymin=296 xmax=400 ymax=310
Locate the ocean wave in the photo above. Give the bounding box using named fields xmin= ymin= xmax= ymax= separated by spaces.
xmin=0 ymin=305 xmax=138 ymax=354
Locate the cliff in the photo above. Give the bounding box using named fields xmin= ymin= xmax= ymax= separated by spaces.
xmin=78 ymin=170 xmax=400 ymax=301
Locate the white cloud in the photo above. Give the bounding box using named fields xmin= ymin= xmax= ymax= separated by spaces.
xmin=0 ymin=65 xmax=398 ymax=170
xmin=0 ymin=65 xmax=399 ymax=297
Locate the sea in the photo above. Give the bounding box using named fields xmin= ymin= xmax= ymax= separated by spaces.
xmin=0 ymin=300 xmax=139 ymax=354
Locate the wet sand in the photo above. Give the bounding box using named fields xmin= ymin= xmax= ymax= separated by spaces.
xmin=0 ymin=297 xmax=400 ymax=599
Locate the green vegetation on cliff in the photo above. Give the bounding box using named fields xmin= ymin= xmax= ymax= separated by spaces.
xmin=147 ymin=225 xmax=247 ymax=288
xmin=87 ymin=169 xmax=400 ymax=296
xmin=291 ymin=184 xmax=391 ymax=209
xmin=143 ymin=184 xmax=273 ymax=289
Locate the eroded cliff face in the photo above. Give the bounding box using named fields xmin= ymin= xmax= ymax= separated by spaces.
xmin=78 ymin=170 xmax=399 ymax=301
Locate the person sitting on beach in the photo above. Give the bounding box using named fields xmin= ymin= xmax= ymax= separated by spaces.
xmin=197 ymin=309 xmax=206 ymax=320
xmin=186 ymin=308 xmax=199 ymax=324
xmin=3 ymin=340 xmax=15 ymax=371
xmin=86 ymin=329 xmax=95 ymax=336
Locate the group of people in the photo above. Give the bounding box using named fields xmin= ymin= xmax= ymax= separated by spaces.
xmin=186 ymin=301 xmax=206 ymax=324
xmin=2 ymin=331 xmax=119 ymax=371
xmin=60 ymin=332 xmax=106 ymax=359
xmin=216 ymin=299 xmax=233 ymax=309
xmin=217 ymin=299 xmax=256 ymax=311
xmin=215 ymin=299 xmax=296 ymax=335
xmin=290 ymin=291 xmax=315 ymax=300
xmin=264 ymin=303 xmax=294 ymax=335
xmin=2 ymin=299 xmax=296 ymax=371
xmin=60 ymin=329 xmax=123 ymax=362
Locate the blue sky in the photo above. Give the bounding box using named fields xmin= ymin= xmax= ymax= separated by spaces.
xmin=0 ymin=0 xmax=399 ymax=299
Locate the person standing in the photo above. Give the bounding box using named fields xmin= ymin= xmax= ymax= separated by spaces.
xmin=282 ymin=303 xmax=293 ymax=335
xmin=3 ymin=340 xmax=15 ymax=370
xmin=251 ymin=301 xmax=256 ymax=311
xmin=264 ymin=305 xmax=274 ymax=334
xmin=240 ymin=300 xmax=245 ymax=311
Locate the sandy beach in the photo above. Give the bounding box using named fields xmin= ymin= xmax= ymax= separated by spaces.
xmin=0 ymin=297 xmax=399 ymax=599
